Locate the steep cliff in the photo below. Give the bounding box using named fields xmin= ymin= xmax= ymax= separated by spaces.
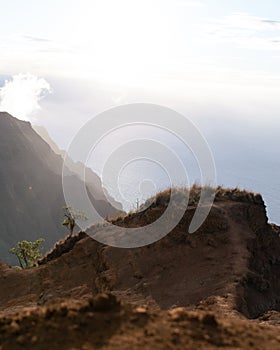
xmin=0 ymin=112 xmax=121 ymax=263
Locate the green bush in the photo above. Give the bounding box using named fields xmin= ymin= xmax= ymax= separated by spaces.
xmin=9 ymin=238 xmax=44 ymax=269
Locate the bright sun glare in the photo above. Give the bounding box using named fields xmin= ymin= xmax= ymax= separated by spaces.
xmin=67 ymin=0 xmax=176 ymax=85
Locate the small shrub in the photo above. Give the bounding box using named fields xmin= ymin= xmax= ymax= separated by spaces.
xmin=10 ymin=238 xmax=45 ymax=269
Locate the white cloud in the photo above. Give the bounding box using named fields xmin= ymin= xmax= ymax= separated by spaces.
xmin=176 ymin=1 xmax=205 ymax=8
xmin=220 ymin=13 xmax=280 ymax=31
xmin=0 ymin=74 xmax=51 ymax=121
xmin=207 ymin=13 xmax=280 ymax=50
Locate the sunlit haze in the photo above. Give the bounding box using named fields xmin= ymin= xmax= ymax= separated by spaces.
xmin=0 ymin=0 xmax=280 ymax=222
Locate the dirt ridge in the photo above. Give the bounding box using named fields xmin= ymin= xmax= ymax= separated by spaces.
xmin=1 ymin=188 xmax=280 ymax=349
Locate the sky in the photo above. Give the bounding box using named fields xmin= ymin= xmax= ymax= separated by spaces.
xmin=0 ymin=0 xmax=280 ymax=221
xmin=1 ymin=0 xmax=280 ymax=124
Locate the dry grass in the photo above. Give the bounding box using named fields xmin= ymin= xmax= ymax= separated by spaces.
xmin=214 ymin=186 xmax=263 ymax=204
xmin=90 ymin=185 xmax=264 ymax=230
xmin=134 ymin=185 xmax=263 ymax=215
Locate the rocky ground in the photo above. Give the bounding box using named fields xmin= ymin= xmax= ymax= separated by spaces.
xmin=1 ymin=188 xmax=280 ymax=349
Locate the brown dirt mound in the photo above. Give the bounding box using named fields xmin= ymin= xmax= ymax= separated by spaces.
xmin=1 ymin=187 xmax=280 ymax=348
xmin=1 ymin=293 xmax=280 ymax=350
xmin=38 ymin=231 xmax=88 ymax=265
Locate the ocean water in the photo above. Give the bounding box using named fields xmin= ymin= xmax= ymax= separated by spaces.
xmin=100 ymin=158 xmax=280 ymax=225
xmin=86 ymin=123 xmax=280 ymax=225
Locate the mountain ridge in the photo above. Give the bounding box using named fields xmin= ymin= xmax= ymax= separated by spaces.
xmin=1 ymin=188 xmax=280 ymax=349
xmin=0 ymin=112 xmax=121 ymax=264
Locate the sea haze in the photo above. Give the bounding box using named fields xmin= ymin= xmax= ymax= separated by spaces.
xmin=85 ymin=122 xmax=280 ymax=225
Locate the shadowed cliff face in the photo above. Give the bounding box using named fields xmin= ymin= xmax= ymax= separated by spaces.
xmin=0 ymin=112 xmax=121 ymax=264
xmin=33 ymin=124 xmax=122 ymax=208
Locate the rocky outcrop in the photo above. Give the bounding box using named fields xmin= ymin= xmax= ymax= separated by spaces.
xmin=1 ymin=188 xmax=280 ymax=348
xmin=0 ymin=188 xmax=278 ymax=313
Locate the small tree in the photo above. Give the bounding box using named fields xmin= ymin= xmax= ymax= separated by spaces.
xmin=62 ymin=206 xmax=87 ymax=236
xmin=10 ymin=238 xmax=45 ymax=269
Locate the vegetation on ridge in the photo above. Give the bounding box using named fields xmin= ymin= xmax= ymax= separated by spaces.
xmin=9 ymin=238 xmax=44 ymax=269
xmin=62 ymin=206 xmax=88 ymax=236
